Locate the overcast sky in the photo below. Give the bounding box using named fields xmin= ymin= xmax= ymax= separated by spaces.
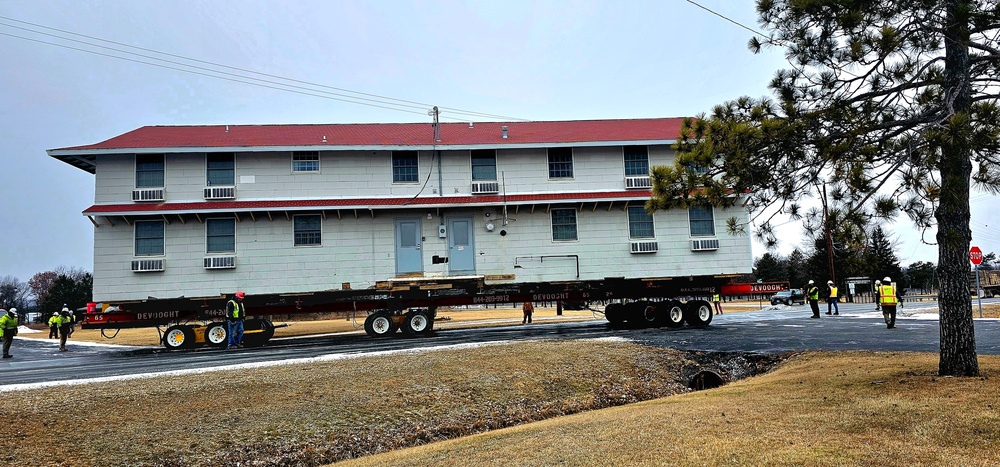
xmin=0 ymin=0 xmax=996 ymax=283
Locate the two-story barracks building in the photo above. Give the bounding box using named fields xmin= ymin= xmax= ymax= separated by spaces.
xmin=49 ymin=117 xmax=752 ymax=303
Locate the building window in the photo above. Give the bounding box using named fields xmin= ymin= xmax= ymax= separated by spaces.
xmin=206 ymin=218 xmax=236 ymax=253
xmin=293 ymin=215 xmax=322 ymax=246
xmin=135 ymin=154 xmax=164 ymax=188
xmin=623 ymin=146 xmax=649 ymax=176
xmin=551 ymin=208 xmax=578 ymax=241
xmin=689 ymin=206 xmax=715 ymax=236
xmin=206 ymin=153 xmax=235 ymax=186
xmin=628 ymin=206 xmax=655 ymax=239
xmin=292 ymin=151 xmax=320 ymax=172
xmin=471 ymin=149 xmax=497 ymax=181
xmin=135 ymin=220 xmax=164 ymax=256
xmin=392 ymin=151 xmax=419 ymax=183
xmin=547 ymin=148 xmax=573 ymax=179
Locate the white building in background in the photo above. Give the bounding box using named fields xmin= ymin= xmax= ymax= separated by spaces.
xmin=49 ymin=117 xmax=752 ymax=302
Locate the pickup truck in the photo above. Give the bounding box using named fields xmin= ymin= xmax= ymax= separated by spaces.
xmin=770 ymin=289 xmax=805 ymax=306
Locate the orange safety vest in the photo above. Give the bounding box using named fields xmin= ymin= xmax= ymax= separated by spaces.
xmin=879 ymin=285 xmax=898 ymax=305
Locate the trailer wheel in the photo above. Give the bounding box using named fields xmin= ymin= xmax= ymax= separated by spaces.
xmin=163 ymin=325 xmax=194 ymax=350
xmin=604 ymin=303 xmax=626 ymax=327
xmin=242 ymin=319 xmax=275 ymax=347
xmin=627 ymin=301 xmax=657 ymax=328
xmin=663 ymin=301 xmax=685 ymax=328
xmin=364 ymin=311 xmax=397 ymax=337
xmin=684 ymin=300 xmax=714 ymax=327
xmin=401 ymin=310 xmax=431 ymax=335
xmin=205 ymin=322 xmax=228 ymax=348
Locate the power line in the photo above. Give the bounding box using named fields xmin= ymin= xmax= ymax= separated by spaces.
xmin=685 ymin=1 xmax=769 ymax=39
xmin=0 ymin=15 xmax=529 ymax=122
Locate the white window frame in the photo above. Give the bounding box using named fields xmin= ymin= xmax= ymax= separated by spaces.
xmin=392 ymin=151 xmax=420 ymax=183
xmin=134 ymin=220 xmax=165 ymax=257
xmin=135 ymin=154 xmax=165 ymax=189
xmin=470 ymin=149 xmax=498 ymax=181
xmin=293 ymin=214 xmax=323 ymax=247
xmin=292 ymin=151 xmax=320 ymax=173
xmin=627 ymin=206 xmax=655 ymax=239
xmin=547 ymin=148 xmax=574 ymax=179
xmin=623 ymin=146 xmax=649 ymax=177
xmin=550 ymin=208 xmax=578 ymax=242
xmin=206 ymin=218 xmax=237 ymax=254
xmin=688 ymin=205 xmax=716 ymax=237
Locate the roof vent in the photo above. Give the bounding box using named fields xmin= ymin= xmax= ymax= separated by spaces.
xmin=469 ymin=122 xmax=474 ymax=128
xmin=225 ymin=125 xmax=229 ymax=133
xmin=322 ymin=135 xmax=327 ymax=143
xmin=501 ymin=126 xmax=508 ymax=139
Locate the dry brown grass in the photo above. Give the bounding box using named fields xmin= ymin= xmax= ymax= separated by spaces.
xmin=344 ymin=351 xmax=1000 ymax=467
xmin=0 ymin=341 xmax=775 ymax=466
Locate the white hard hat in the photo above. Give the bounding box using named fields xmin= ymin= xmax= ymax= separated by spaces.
xmin=875 ymin=280 xmax=881 ymax=284
xmin=8 ymin=308 xmax=15 ymax=313
xmin=808 ymin=280 xmax=814 ymax=284
xmin=883 ymin=277 xmax=892 ymax=283
xmin=827 ymin=280 xmax=833 ymax=285
xmin=62 ymin=307 xmax=70 ymax=312
xmin=54 ymin=311 xmax=60 ymax=316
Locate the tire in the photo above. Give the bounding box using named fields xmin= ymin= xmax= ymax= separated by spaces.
xmin=364 ymin=311 xmax=397 ymax=337
xmin=604 ymin=303 xmax=627 ymax=327
xmin=684 ymin=300 xmax=714 ymax=327
xmin=204 ymin=322 xmax=228 ymax=348
xmin=242 ymin=319 xmax=275 ymax=347
xmin=401 ymin=310 xmax=431 ymax=335
xmin=626 ymin=301 xmax=657 ymax=328
xmin=662 ymin=300 xmax=685 ymax=328
xmin=163 ymin=325 xmax=194 ymax=350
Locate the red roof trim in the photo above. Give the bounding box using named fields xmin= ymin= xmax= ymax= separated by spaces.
xmin=82 ymin=191 xmax=652 ymax=215
xmin=54 ymin=118 xmax=689 ymax=152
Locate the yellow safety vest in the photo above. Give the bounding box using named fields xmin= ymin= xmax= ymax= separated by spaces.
xmin=712 ymin=294 xmax=720 ymax=302
xmin=830 ymin=286 xmax=838 ymax=297
xmin=879 ymin=285 xmax=898 ymax=305
xmin=228 ymin=300 xmax=246 ymax=320
xmin=0 ymin=313 xmax=17 ymax=337
xmin=808 ymin=287 xmax=819 ymax=300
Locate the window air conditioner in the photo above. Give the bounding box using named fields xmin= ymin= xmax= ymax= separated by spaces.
xmin=131 ymin=258 xmax=164 ymax=272
xmin=471 ymin=181 xmax=500 ymax=194
xmin=132 ymin=188 xmax=165 ymax=202
xmin=204 ymin=256 xmax=237 ymax=269
xmin=690 ymin=239 xmax=720 ymax=251
xmin=204 ymin=186 xmax=236 ymax=199
xmin=630 ymin=240 xmax=658 ymax=254
xmin=625 ymin=176 xmax=652 ymax=189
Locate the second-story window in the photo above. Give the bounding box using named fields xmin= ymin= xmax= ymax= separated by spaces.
xmin=293 ymin=214 xmax=322 ymax=246
xmin=548 ymin=148 xmax=573 ymax=179
xmin=627 ymin=206 xmax=655 ymax=238
xmin=206 ymin=218 xmax=236 ymax=254
xmin=292 ymin=151 xmax=320 ymax=173
xmin=134 ymin=220 xmax=165 ymax=256
xmin=392 ymin=151 xmax=419 ymax=183
xmin=623 ymin=146 xmax=649 ymax=176
xmin=135 ymin=154 xmax=164 ymax=188
xmin=551 ymin=208 xmax=578 ymax=241
xmin=207 ymin=153 xmax=235 ymax=186
xmin=689 ymin=205 xmax=715 ymax=236
xmin=471 ymin=149 xmax=497 ymax=181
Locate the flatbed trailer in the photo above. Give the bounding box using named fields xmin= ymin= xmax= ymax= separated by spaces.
xmin=971 ymin=270 xmax=1000 ymax=298
xmin=82 ymin=275 xmax=787 ymax=350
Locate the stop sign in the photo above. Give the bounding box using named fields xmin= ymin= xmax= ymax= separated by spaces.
xmin=971 ymin=246 xmax=983 ymax=265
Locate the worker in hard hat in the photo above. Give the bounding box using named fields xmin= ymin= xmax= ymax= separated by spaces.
xmin=1 ymin=308 xmax=19 ymax=358
xmin=806 ymin=280 xmax=821 ymax=318
xmin=879 ymin=277 xmax=901 ymax=329
xmin=874 ymin=280 xmax=882 ymax=311
xmin=49 ymin=310 xmax=63 ymax=339
xmin=226 ymin=291 xmax=247 ymax=349
xmin=826 ymin=280 xmax=839 ymax=315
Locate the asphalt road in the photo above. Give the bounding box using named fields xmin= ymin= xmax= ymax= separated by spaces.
xmin=3 ymin=299 xmax=1000 ymax=389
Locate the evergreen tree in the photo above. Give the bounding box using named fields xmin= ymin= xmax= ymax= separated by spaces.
xmin=649 ymin=1 xmax=999 ymax=376
xmin=865 ymin=227 xmax=904 ymax=286
xmin=754 ymin=252 xmax=787 ymax=282
xmin=905 ymin=261 xmax=937 ymax=294
xmin=786 ymin=249 xmax=808 ymax=290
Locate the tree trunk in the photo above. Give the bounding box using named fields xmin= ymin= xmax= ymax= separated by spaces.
xmin=936 ymin=0 xmax=979 ymax=377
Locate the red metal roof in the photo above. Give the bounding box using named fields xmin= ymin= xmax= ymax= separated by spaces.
xmin=54 ymin=118 xmax=689 ymax=151
xmin=83 ymin=191 xmax=652 ymax=215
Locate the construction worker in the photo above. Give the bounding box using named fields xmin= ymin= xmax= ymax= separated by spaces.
xmin=49 ymin=310 xmax=63 ymax=339
xmin=57 ymin=310 xmax=72 ymax=352
xmin=522 ymin=301 xmax=534 ymax=324
xmin=880 ymin=277 xmax=901 ymax=329
xmin=227 ymin=291 xmax=246 ymax=349
xmin=826 ymin=280 xmax=839 ymax=315
xmin=712 ymin=292 xmax=723 ymax=315
xmin=66 ymin=308 xmax=76 ymax=337
xmin=806 ymin=280 xmax=821 ymax=318
xmin=1 ymin=308 xmax=18 ymax=358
